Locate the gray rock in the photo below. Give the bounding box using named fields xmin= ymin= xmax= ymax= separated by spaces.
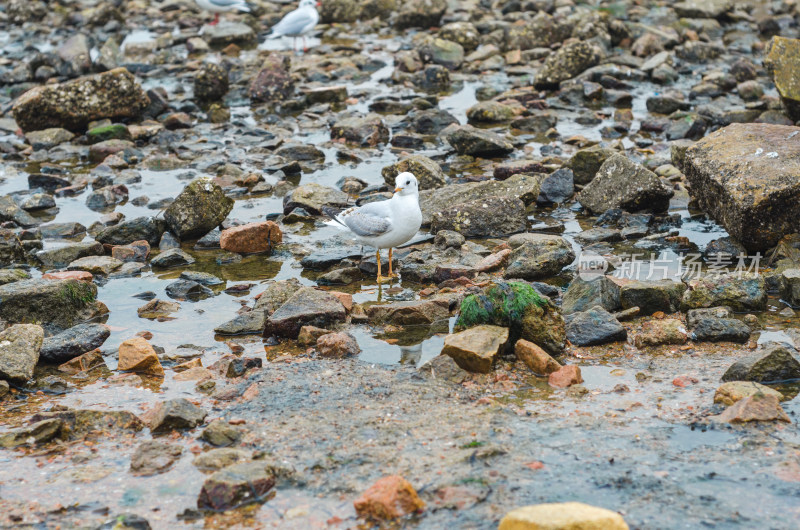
xmin=404 ymin=108 xmax=458 ymax=135
xmin=445 ymin=125 xmax=513 ymax=157
xmin=25 ymin=128 xmax=75 ymax=150
xmin=0 ymin=195 xmax=38 ymax=228
xmin=214 ymin=311 xmax=267 ymax=335
xmin=67 ymin=255 xmax=124 ymax=275
xmin=577 ymin=154 xmax=674 ymax=214
xmin=36 ymin=241 xmax=105 ymax=269
xmin=265 ymin=287 xmax=347 ymax=338
xmin=164 ymin=179 xmax=234 ymax=240
xmin=534 ymin=41 xmax=604 ymax=88
xmin=504 ymin=235 xmax=575 ymax=280
xmin=282 ymin=183 xmax=349 ymax=216
xmin=382 ymin=155 xmax=446 ymax=190
xmin=691 ymin=317 xmax=751 ymax=343
xmin=721 ymin=344 xmax=800 ymax=383
xmin=783 ymin=269 xmax=800 ymax=306
xmin=150 ymin=398 xmax=208 ymax=433
xmin=566 ymin=145 xmax=617 ymax=185
xmin=619 ymin=279 xmax=686 ymax=315
xmin=683 ymin=123 xmax=800 ymax=251
xmin=0 ymin=268 xmax=30 ymax=286
xmin=201 ymin=419 xmax=242 ymax=447
xmin=316 ymin=267 xmax=362 ymax=286
xmin=365 ymin=299 xmax=450 ymax=326
xmin=202 ymin=22 xmax=256 ymax=46
xmin=431 ymin=196 xmax=527 ymax=238
xmin=39 ymin=323 xmax=110 ymax=363
xmin=418 ymin=37 xmax=464 ymax=70
xmin=394 ymin=0 xmax=447 ymax=29
xmin=130 ymin=440 xmax=183 ymax=476
xmin=330 ymin=114 xmax=389 ymax=146
xmin=682 ymin=273 xmax=767 ymax=312
xmin=151 ymin=248 xmax=195 ymax=268
xmin=0 ymin=418 xmax=62 ymax=448
xmin=419 ymin=173 xmax=544 ymax=226
xmin=165 ymin=279 xmax=212 ymax=300
xmin=0 ymin=324 xmax=44 ymax=383
xmin=566 ymin=306 xmax=627 ymax=346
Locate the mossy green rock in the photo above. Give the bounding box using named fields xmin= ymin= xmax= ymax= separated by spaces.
xmin=86 ymin=124 xmax=131 ymax=144
xmin=567 ymin=145 xmax=617 ymax=185
xmin=457 ymin=281 xmax=566 ymax=354
xmin=418 ymin=38 xmax=465 ymax=70
xmin=0 ymin=278 xmax=98 ymax=333
xmin=681 ymin=273 xmax=766 ymax=312
xmin=164 ymin=179 xmax=234 ymax=239
xmin=764 ymin=36 xmax=800 ymax=119
xmin=320 ymin=0 xmax=361 ymax=23
xmin=466 ymin=101 xmax=516 ymax=124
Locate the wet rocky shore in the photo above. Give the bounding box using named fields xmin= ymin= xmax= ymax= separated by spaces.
xmin=1 ymin=0 xmax=800 ymax=528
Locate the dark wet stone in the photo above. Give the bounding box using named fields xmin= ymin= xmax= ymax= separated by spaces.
xmin=224 ymin=357 xmax=263 ymax=378
xmin=300 ymin=246 xmax=363 ymax=270
xmin=159 ymin=232 xmax=181 ymax=251
xmin=39 ymin=323 xmax=110 ymax=364
xmin=96 ymin=216 xmax=166 ymax=246
xmin=12 ymin=68 xmax=150 ymax=133
xmin=317 ymin=267 xmax=363 ymax=286
xmin=537 ymin=168 xmax=574 ymax=205
xmin=534 ymin=41 xmax=604 ymax=88
xmin=690 ymin=315 xmax=751 ymax=343
xmin=404 ymin=108 xmax=458 ymax=135
xmin=151 ymin=248 xmax=195 ymax=268
xmin=194 ymin=63 xmax=229 ymax=102
xmin=331 ymin=114 xmax=390 ymax=147
xmin=721 ymin=344 xmax=800 ymax=383
xmin=28 ymin=173 xmax=71 ymax=191
xmin=394 ymin=0 xmax=446 ymax=29
xmin=165 ymin=279 xmax=213 ymax=300
xmin=493 ymin=160 xmax=547 ymax=181
xmin=203 ymin=22 xmax=257 ymax=47
xmin=666 ymin=112 xmax=708 ymax=140
xmin=265 ymin=287 xmax=347 ymax=339
xmin=0 ymin=195 xmax=38 ymax=228
xmin=646 ymin=96 xmax=690 ymax=114
xmin=36 ymin=241 xmax=104 ymax=269
xmin=201 ymin=419 xmax=242 ymax=447
xmin=0 ymin=279 xmax=98 ymax=334
xmin=577 ymin=154 xmax=673 ymax=214
xmin=562 ymin=275 xmax=621 ymax=314
xmin=413 ymin=64 xmax=451 ymax=91
xmin=19 ymin=191 xmax=56 ymax=211
xmin=197 ymin=462 xmax=275 ymax=511
xmin=130 ymin=440 xmax=183 ymax=476
xmin=566 ymin=306 xmax=627 ymax=346
xmin=150 ymin=398 xmax=208 ymax=433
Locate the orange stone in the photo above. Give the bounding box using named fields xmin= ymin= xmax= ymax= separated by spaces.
xmin=219 ymin=221 xmax=282 ymax=254
xmin=548 ymin=365 xmax=583 ymax=388
xmin=118 ymin=337 xmax=164 ymax=376
xmin=173 ymin=366 xmax=214 ymax=382
xmin=43 ymin=270 xmax=93 ymax=282
xmin=328 ymin=291 xmax=353 ymax=312
xmin=354 ymin=475 xmax=425 ymax=520
xmin=58 ymin=349 xmax=106 ymax=375
xmin=515 ymin=339 xmax=561 ymax=375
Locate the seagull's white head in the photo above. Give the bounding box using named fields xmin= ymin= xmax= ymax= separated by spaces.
xmin=394 ymin=172 xmax=419 ymax=197
xmin=299 ymin=0 xmax=319 ymax=8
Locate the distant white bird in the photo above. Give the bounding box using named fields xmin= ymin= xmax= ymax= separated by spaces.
xmin=195 ymin=0 xmax=250 ymax=26
xmin=325 ymin=173 xmax=422 ymax=283
xmin=268 ymin=0 xmax=320 ymax=52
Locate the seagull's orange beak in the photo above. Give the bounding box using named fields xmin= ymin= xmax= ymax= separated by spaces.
xmin=316 ymin=1 xmax=321 ymax=5
xmin=394 ymin=187 xmax=403 ymax=193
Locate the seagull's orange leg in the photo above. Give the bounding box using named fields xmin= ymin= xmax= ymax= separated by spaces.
xmin=388 ymin=248 xmax=398 ymax=278
xmin=376 ymin=249 xmax=386 ymax=284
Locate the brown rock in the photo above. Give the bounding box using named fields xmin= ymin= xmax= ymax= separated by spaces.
xmin=117 ymin=337 xmax=164 ymax=376
xmin=316 ymin=332 xmax=361 ymax=358
xmin=173 ymin=366 xmax=215 ymax=382
xmin=548 ymin=365 xmax=583 ymax=388
xmin=634 ymin=318 xmax=688 ymax=348
xmin=219 ymin=222 xmax=282 ymax=254
xmin=297 ymin=325 xmax=330 ymax=346
xmin=111 ymin=240 xmax=150 ymax=262
xmin=57 ymin=349 xmax=106 ymax=375
xmin=515 ymin=339 xmax=561 ymax=375
xmin=715 ymin=393 xmax=791 ymax=423
xmin=475 ymin=249 xmax=512 ymax=272
xmin=42 ymin=270 xmax=94 ymax=282
xmin=354 ymin=475 xmax=425 ymax=520
xmin=441 ymin=325 xmax=509 ymax=373
xmin=328 ymin=291 xmax=353 ymax=312
xmin=714 ymin=381 xmax=784 ymax=406
xmin=197 ymin=462 xmax=275 ymax=510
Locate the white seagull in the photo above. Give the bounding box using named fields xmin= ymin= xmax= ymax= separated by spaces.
xmin=325 ymin=172 xmax=422 ymax=284
xmin=268 ymin=0 xmax=320 ymax=52
xmin=195 ymin=0 xmax=251 ymax=26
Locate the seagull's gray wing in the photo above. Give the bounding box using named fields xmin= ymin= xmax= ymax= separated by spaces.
xmin=208 ymin=0 xmax=250 ymax=9
xmin=271 ymin=8 xmax=316 ymax=36
xmin=342 ymin=202 xmax=393 ymax=237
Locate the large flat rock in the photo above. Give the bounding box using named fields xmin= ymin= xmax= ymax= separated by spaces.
xmin=684 ymin=123 xmax=800 ymax=251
